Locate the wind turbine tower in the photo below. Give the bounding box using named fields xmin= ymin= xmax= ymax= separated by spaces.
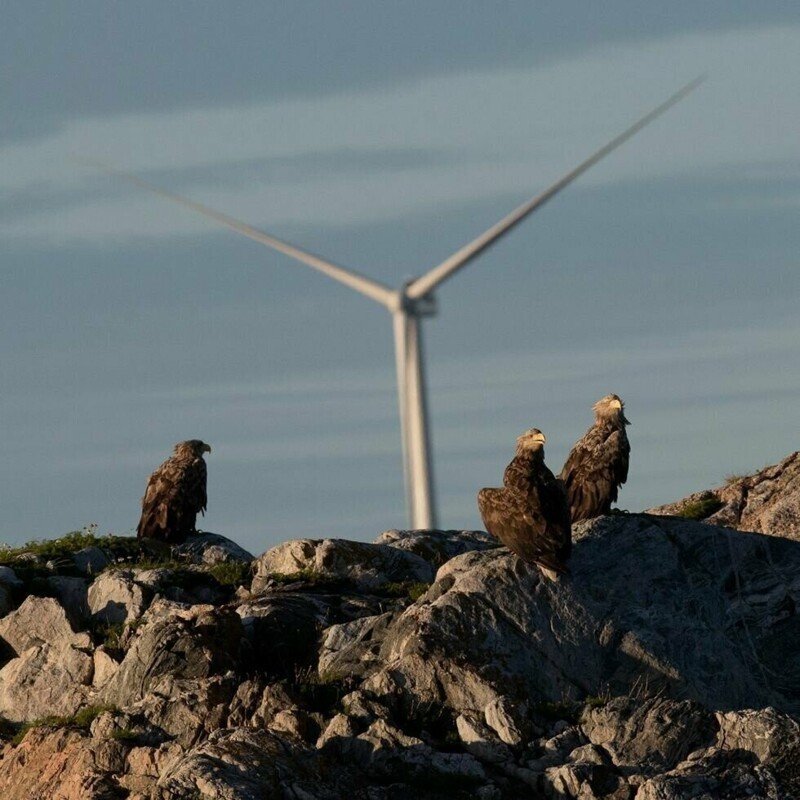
xmin=89 ymin=78 xmax=702 ymax=529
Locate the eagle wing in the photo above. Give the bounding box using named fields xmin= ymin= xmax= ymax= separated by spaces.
xmin=137 ymin=454 xmax=207 ymax=541
xmin=478 ymin=483 xmax=569 ymax=576
xmin=560 ymin=425 xmax=629 ymax=521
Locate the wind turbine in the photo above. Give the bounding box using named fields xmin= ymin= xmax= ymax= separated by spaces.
xmin=86 ymin=77 xmax=702 ymax=530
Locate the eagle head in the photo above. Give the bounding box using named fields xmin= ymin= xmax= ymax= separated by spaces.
xmin=176 ymin=440 xmax=212 ymax=456
xmin=593 ymin=394 xmax=631 ymax=425
xmin=516 ymin=428 xmax=547 ymax=455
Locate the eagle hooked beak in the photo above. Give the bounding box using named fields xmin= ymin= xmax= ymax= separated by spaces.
xmin=204 ymin=444 xmax=212 ymax=453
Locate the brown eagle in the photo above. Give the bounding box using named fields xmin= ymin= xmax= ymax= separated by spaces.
xmin=136 ymin=439 xmax=211 ymax=543
xmin=477 ymin=429 xmax=571 ymax=581
xmin=559 ymin=394 xmax=630 ymax=522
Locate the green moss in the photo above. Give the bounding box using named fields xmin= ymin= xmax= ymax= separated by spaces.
xmin=675 ymin=492 xmax=724 ymax=520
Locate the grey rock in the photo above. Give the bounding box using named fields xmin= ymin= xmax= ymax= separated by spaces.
xmin=317 ymin=712 xmax=358 ymax=748
xmin=101 ymin=600 xmax=242 ymax=707
xmin=45 ymin=575 xmax=90 ymax=624
xmin=173 ymin=531 xmax=254 ymax=565
xmin=456 ymin=711 xmax=513 ymax=764
xmin=134 ymin=673 xmax=238 ymax=749
xmin=374 ymin=528 xmax=500 ymax=567
xmin=581 ymin=696 xmax=717 ymax=774
xmin=237 ymin=594 xmax=323 ymax=679
xmin=634 ymin=747 xmax=780 ymax=800
xmin=92 ymin=646 xmax=119 ymax=689
xmin=252 ymin=537 xmax=434 ymax=593
xmin=87 ymin=570 xmax=152 ymax=625
xmin=484 ymin=695 xmax=526 ymax=746
xmin=318 ymin=612 xmax=395 ymax=677
xmin=649 ymin=450 xmax=800 ymax=541
xmin=368 ymin=515 xmax=800 ymax=717
xmin=0 ymin=643 xmax=93 ymax=721
xmin=342 ymin=718 xmax=486 ymax=783
xmin=73 ymin=545 xmax=110 ymax=575
xmin=0 ymin=566 xmax=22 ymax=588
xmin=0 ymin=586 xmax=11 ymax=619
xmin=156 ymin=727 xmax=339 ymax=800
xmin=714 ymin=707 xmax=800 ymax=796
xmin=0 ymin=595 xmax=91 ymax=655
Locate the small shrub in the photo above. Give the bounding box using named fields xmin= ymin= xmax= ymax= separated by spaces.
xmin=72 ymin=704 xmax=117 ymax=729
xmin=676 ymin=492 xmax=724 ymax=520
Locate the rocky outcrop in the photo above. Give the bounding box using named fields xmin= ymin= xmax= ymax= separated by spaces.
xmin=0 ymin=597 xmax=94 ymax=721
xmin=0 ymin=488 xmax=798 ymax=798
xmin=251 ymin=537 xmax=434 ymax=592
xmin=359 ymin=515 xmax=800 ymax=718
xmin=650 ymin=450 xmax=800 ymax=540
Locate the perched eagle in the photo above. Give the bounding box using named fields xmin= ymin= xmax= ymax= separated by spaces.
xmin=477 ymin=429 xmax=572 ymax=581
xmin=559 ymin=394 xmax=630 ymax=522
xmin=136 ymin=439 xmax=211 ymax=543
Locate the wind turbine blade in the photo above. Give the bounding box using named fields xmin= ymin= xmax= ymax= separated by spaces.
xmin=406 ymin=76 xmax=705 ymax=300
xmin=78 ymin=159 xmax=397 ymax=308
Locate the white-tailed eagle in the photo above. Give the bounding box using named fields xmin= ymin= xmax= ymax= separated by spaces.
xmin=478 ymin=429 xmax=571 ymax=581
xmin=136 ymin=439 xmax=211 ymax=543
xmin=559 ymin=394 xmax=630 ymax=522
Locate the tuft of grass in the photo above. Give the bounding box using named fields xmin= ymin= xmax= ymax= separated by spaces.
xmin=110 ymin=727 xmax=139 ymax=743
xmin=381 ymin=581 xmax=431 ymax=602
xmin=208 ymin=560 xmax=252 ymax=586
xmin=11 ymin=704 xmax=118 ymax=745
xmin=724 ymin=472 xmax=747 ymax=486
xmin=583 ymin=695 xmax=609 ymax=711
xmin=675 ymin=492 xmax=724 ymax=521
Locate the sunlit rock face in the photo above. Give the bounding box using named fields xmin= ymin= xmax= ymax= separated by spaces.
xmin=649 ymin=450 xmax=800 ymax=541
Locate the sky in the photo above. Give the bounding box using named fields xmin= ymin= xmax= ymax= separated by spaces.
xmin=2 ymin=2 xmax=799 ymax=554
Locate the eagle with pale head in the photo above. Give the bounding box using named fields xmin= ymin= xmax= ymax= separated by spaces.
xmin=559 ymin=394 xmax=630 ymax=522
xmin=478 ymin=429 xmax=571 ymax=581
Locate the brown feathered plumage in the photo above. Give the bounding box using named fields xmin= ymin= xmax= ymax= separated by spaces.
xmin=477 ymin=429 xmax=572 ymax=581
xmin=136 ymin=439 xmax=211 ymax=543
xmin=559 ymin=394 xmax=630 ymax=522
